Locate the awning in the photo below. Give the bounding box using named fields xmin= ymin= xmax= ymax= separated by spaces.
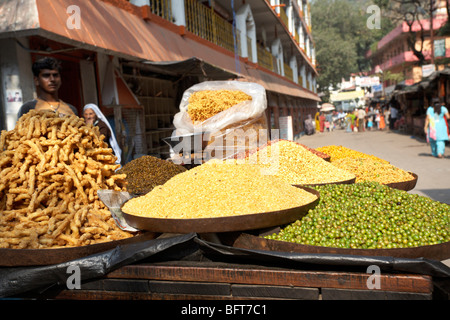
xmin=394 ymin=68 xmax=450 ymax=96
xmin=0 ymin=0 xmax=320 ymax=102
xmin=129 ymin=57 xmax=239 ymax=80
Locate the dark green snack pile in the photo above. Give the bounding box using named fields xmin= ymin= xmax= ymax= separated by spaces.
xmin=118 ymin=155 xmax=187 ymax=195
xmin=265 ymin=182 xmax=450 ymax=249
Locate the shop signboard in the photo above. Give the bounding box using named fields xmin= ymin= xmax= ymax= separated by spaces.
xmin=422 ymin=64 xmax=436 ymax=78
xmin=279 ymin=116 xmax=293 ymax=141
xmin=434 ymin=39 xmax=446 ymax=58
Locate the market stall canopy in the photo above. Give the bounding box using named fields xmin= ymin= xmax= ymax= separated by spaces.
xmin=394 ymin=68 xmax=450 ymax=96
xmin=127 ymin=58 xmax=238 ymax=80
xmin=0 ymin=0 xmax=320 ymax=101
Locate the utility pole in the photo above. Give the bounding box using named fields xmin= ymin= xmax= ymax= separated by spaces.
xmin=430 ymin=0 xmax=435 ymax=66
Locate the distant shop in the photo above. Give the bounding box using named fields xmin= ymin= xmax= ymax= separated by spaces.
xmin=392 ymin=68 xmax=450 ymax=137
xmin=330 ymin=89 xmax=365 ymax=111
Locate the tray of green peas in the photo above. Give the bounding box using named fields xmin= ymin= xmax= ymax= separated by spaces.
xmin=233 ymin=182 xmax=450 ymax=261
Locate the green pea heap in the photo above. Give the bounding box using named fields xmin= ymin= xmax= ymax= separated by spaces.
xmin=265 ymin=182 xmax=450 ymax=249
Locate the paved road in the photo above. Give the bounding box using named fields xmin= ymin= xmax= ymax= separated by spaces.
xmin=296 ymin=128 xmax=450 ymax=205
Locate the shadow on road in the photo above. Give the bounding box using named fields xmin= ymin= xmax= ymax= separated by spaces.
xmin=418 ymin=152 xmax=433 ymax=157
xmin=418 ymin=152 xmax=450 ymax=159
xmin=417 ymin=189 xmax=450 ymax=204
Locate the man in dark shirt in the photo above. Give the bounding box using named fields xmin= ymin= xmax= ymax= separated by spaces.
xmin=18 ymin=57 xmax=77 ymax=118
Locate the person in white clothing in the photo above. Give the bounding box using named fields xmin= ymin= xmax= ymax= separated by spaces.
xmin=83 ymin=104 xmax=122 ymax=165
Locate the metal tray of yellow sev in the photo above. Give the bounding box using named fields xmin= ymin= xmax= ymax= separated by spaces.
xmin=385 ymin=172 xmax=418 ymax=191
xmin=120 ymin=187 xmax=320 ymax=234
xmin=0 ymin=232 xmax=158 ymax=267
xmin=329 ymin=157 xmax=418 ymax=191
xmin=294 ymin=176 xmax=356 ymax=188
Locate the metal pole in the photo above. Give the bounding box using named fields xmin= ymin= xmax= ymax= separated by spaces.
xmin=430 ymin=0 xmax=435 ymax=65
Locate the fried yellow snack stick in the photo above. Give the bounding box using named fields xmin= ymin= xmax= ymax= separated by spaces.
xmin=0 ymin=110 xmax=134 ymax=249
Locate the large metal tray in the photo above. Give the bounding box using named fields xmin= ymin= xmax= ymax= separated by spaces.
xmin=294 ymin=173 xmax=417 ymax=191
xmin=121 ymin=187 xmax=320 ymax=234
xmin=0 ymin=232 xmax=158 ymax=267
xmin=294 ymin=177 xmax=356 ymax=188
xmin=385 ymin=172 xmax=418 ymax=191
xmin=232 ymin=232 xmax=450 ymax=261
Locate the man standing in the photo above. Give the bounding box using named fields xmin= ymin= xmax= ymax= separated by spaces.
xmin=357 ymin=107 xmax=366 ymax=132
xmin=17 ymin=57 xmax=78 ymax=118
xmin=389 ymin=101 xmax=399 ymax=130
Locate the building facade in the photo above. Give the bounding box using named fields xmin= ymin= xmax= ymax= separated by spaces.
xmin=0 ymin=0 xmax=319 ymax=163
xmin=367 ymin=2 xmax=450 ymax=137
xmin=367 ymin=7 xmax=449 ymax=99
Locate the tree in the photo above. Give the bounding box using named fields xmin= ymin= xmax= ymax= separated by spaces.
xmin=373 ymin=0 xmax=443 ymax=65
xmin=311 ymin=0 xmax=393 ymax=97
xmin=314 ymin=29 xmax=358 ymax=95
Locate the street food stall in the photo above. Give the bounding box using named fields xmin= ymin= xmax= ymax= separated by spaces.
xmin=0 ymin=82 xmax=449 ymax=302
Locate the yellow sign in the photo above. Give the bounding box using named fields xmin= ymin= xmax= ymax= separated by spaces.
xmin=330 ymin=90 xmax=365 ymax=102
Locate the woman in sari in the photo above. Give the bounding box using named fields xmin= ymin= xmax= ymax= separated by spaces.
xmin=424 ymin=99 xmax=450 ymax=158
xmin=315 ymin=111 xmax=321 ymax=132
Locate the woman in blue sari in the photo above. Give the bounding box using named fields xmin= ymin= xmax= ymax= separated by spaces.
xmin=424 ymin=99 xmax=450 ymax=158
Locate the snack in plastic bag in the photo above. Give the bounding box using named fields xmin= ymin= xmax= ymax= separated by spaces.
xmin=172 ymin=81 xmax=268 ymax=161
xmin=187 ymin=89 xmax=253 ymax=122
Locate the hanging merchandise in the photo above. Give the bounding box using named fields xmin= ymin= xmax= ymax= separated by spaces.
xmin=172 ymin=81 xmax=268 ymax=161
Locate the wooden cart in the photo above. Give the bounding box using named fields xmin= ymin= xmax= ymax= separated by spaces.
xmin=37 ymin=260 xmax=449 ymax=300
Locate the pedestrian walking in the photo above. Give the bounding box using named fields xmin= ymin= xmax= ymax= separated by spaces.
xmin=345 ymin=112 xmax=354 ymax=132
xmin=424 ymin=99 xmax=450 ymax=158
xmin=357 ymin=107 xmax=366 ymax=132
xmin=303 ymin=114 xmax=315 ymax=135
xmin=325 ymin=112 xmax=333 ymax=132
xmin=367 ymin=116 xmax=373 ymax=130
xmin=389 ymin=101 xmax=399 ymax=130
xmin=319 ymin=112 xmax=325 ymax=133
xmin=374 ymin=106 xmax=380 ymax=129
xmin=315 ymin=111 xmax=321 ymax=133
xmin=383 ymin=105 xmax=390 ymax=128
xmin=379 ymin=111 xmax=386 ymax=130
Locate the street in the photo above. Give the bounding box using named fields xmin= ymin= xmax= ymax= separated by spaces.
xmin=296 ymin=128 xmax=450 ymax=205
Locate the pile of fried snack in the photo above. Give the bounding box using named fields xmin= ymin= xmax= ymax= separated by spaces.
xmin=0 ymin=110 xmax=135 ymax=249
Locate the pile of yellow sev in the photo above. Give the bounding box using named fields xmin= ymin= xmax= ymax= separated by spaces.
xmin=187 ymin=89 xmax=252 ymax=122
xmin=316 ymin=145 xmax=389 ymax=163
xmin=121 ymin=160 xmax=318 ymax=219
xmin=242 ymin=140 xmax=356 ymax=185
xmin=331 ymin=157 xmax=415 ymax=184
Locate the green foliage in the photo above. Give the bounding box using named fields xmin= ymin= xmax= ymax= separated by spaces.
xmin=383 ymin=70 xmax=404 ymax=83
xmin=311 ymin=0 xmax=393 ymax=95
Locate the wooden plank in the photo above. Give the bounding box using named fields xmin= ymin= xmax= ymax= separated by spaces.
xmin=52 ymin=290 xmax=267 ymax=300
xmin=321 ymin=288 xmax=433 ymax=300
xmin=81 ymin=279 xmax=149 ymax=293
xmin=106 ymin=262 xmax=433 ymax=294
xmin=231 ymin=284 xmax=319 ymax=300
xmin=148 ymin=280 xmax=230 ymax=296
